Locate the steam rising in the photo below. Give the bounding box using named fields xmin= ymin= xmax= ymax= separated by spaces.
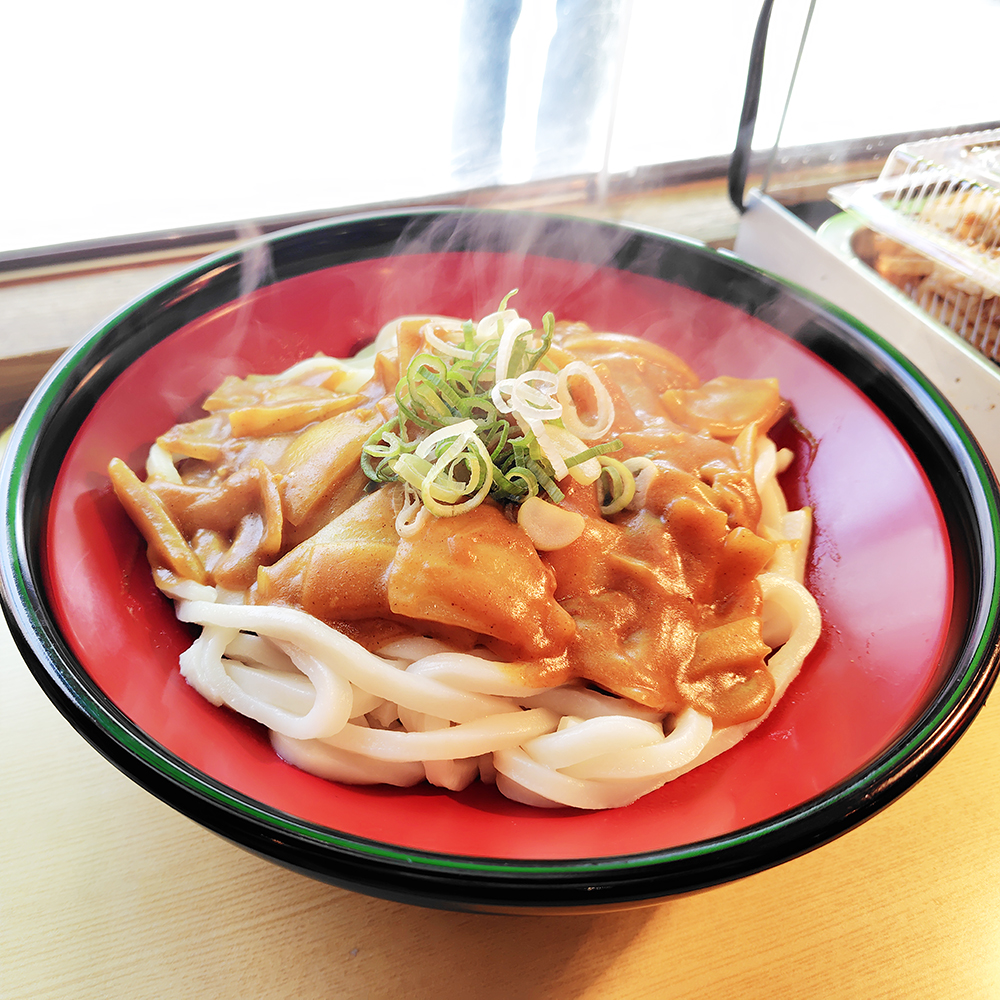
xmin=203 ymin=208 xmax=774 ymax=397
xmin=378 ymin=209 xmax=635 ymax=326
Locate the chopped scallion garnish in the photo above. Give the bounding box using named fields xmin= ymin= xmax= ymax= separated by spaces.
xmin=361 ymin=293 xmax=632 ymax=519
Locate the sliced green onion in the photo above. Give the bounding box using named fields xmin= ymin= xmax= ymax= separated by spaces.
xmin=360 ymin=293 xmax=622 ymax=521
xmin=461 ymin=320 xmax=476 ymax=351
xmin=492 ymin=465 xmax=538 ymax=501
xmin=557 ymin=359 xmax=615 ymax=440
xmin=526 ymin=312 xmax=555 ymax=372
xmin=393 ymin=419 xmax=495 ymax=517
xmin=521 ymin=457 xmax=564 ymax=504
xmin=564 ymin=439 xmax=623 ymax=468
xmin=423 ymin=321 xmax=478 ymax=361
xmin=597 ymin=456 xmax=636 ymax=515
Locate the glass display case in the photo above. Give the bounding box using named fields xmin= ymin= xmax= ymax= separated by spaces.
xmin=732 ymin=0 xmax=1000 ymax=468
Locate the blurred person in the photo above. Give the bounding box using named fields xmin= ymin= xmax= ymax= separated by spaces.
xmin=452 ymin=0 xmax=620 ymax=184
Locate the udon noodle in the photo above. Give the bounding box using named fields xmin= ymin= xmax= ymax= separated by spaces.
xmin=109 ymin=295 xmax=820 ymax=809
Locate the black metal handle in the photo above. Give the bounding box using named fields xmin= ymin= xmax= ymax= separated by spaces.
xmin=728 ymin=0 xmax=775 ymax=213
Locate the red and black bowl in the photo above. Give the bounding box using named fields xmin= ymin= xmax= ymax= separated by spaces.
xmin=3 ymin=208 xmax=998 ymax=912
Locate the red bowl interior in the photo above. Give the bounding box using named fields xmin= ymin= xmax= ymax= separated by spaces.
xmin=44 ymin=251 xmax=952 ymax=860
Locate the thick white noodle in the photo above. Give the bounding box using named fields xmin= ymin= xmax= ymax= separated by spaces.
xmin=168 ymin=469 xmax=820 ymax=807
xmin=179 ymin=624 xmax=354 ymax=740
xmin=493 ymin=749 xmax=669 ymax=810
xmin=492 ymin=708 xmax=714 ymax=808
xmin=224 ymin=662 xmax=314 ymax=716
xmin=523 ymin=715 xmax=666 ymax=770
xmin=555 ymin=709 xmax=715 ymax=780
xmin=661 ymin=574 xmax=822 ymax=782
xmin=272 ymin=731 xmax=427 ymax=787
xmin=520 ymin=681 xmax=666 ymax=722
xmin=226 ymin=631 xmax=298 ymax=672
xmin=395 ymin=706 xmax=478 ymax=790
xmin=377 ymin=635 xmax=456 ymax=662
xmin=404 ymin=652 xmax=551 ymax=698
xmin=316 ymin=707 xmax=559 ymax=762
xmin=176 ymin=601 xmax=514 ymax=723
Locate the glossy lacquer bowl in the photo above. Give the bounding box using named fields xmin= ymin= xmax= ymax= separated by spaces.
xmin=3 ymin=209 xmax=999 ymax=913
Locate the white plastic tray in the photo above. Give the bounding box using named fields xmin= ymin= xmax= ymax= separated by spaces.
xmin=733 ymin=190 xmax=1000 ymax=472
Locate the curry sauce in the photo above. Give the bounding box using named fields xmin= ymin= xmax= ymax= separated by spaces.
xmin=110 ymin=323 xmax=792 ymax=729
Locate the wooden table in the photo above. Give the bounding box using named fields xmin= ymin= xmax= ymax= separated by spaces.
xmin=4 ymin=203 xmax=1000 ymax=999
xmin=4 ymin=592 xmax=1000 ymax=998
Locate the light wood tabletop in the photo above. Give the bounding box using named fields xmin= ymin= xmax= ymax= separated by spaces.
xmin=4 ymin=199 xmax=1000 ymax=1000
xmin=4 ymin=572 xmax=1000 ymax=999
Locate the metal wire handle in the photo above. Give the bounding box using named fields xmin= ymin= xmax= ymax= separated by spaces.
xmin=728 ymin=0 xmax=775 ymax=213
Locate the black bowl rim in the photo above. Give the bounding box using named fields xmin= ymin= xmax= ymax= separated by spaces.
xmin=3 ymin=206 xmax=999 ymax=910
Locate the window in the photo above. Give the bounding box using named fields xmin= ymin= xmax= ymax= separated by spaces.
xmin=3 ymin=0 xmax=997 ymax=258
